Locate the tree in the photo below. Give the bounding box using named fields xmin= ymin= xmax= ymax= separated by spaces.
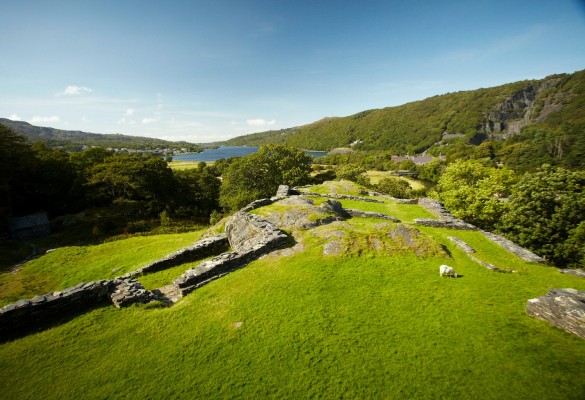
xmin=335 ymin=164 xmax=366 ymax=182
xmin=498 ymin=166 xmax=585 ymax=267
xmin=85 ymin=154 xmax=174 ymax=217
xmin=432 ymin=160 xmax=516 ymax=230
xmin=376 ymin=178 xmax=412 ymax=198
xmin=0 ymin=125 xmax=33 ymax=221
xmin=219 ymin=145 xmax=312 ymax=211
xmin=418 ymin=158 xmax=444 ymax=183
xmin=173 ymin=166 xmax=221 ymax=219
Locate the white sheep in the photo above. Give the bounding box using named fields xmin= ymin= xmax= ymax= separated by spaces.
xmin=439 ymin=264 xmax=458 ymax=278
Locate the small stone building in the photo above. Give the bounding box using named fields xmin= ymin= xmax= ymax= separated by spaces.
xmin=8 ymin=213 xmax=51 ymax=240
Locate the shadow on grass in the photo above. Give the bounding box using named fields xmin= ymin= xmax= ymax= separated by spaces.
xmin=0 ymin=301 xmax=112 ymax=344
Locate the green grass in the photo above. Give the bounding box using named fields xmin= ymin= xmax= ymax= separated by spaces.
xmin=169 ymin=161 xmax=209 ymax=170
xmin=366 ymin=170 xmax=428 ymax=190
xmin=0 ymin=231 xmax=203 ymax=306
xmin=2 ymin=186 xmax=585 ymax=399
xmin=338 ymin=198 xmax=437 ymax=222
xmin=137 ymin=255 xmax=216 ymax=290
xmin=1 ymin=227 xmax=585 ymax=399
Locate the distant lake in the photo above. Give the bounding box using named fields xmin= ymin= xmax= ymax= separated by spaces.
xmin=173 ymin=146 xmax=328 ymax=162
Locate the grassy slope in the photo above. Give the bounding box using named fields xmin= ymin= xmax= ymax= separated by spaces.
xmin=1 ymin=186 xmax=585 ymax=399
xmin=0 ymin=231 xmax=203 ymax=306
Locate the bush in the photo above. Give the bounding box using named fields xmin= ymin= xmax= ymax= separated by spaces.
xmin=376 ymin=178 xmax=412 ymax=198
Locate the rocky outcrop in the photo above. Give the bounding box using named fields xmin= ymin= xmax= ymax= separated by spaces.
xmin=527 ymin=288 xmax=585 ymax=339
xmin=560 ymin=269 xmax=585 ymax=279
xmin=480 ymin=79 xmax=564 ymax=138
xmin=262 ymin=197 xmax=348 ymax=230
xmin=118 ymin=235 xmax=229 ymax=279
xmin=345 ymin=209 xmax=399 ymax=222
xmin=174 ymin=213 xmax=289 ymax=296
xmin=225 ymin=212 xmax=288 ymax=253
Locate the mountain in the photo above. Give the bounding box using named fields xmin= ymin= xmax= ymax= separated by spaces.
xmin=0 ymin=118 xmax=202 ymax=153
xmin=225 ymin=69 xmax=585 ymax=167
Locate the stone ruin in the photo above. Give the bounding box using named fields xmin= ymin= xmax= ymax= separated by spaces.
xmin=1 ymin=184 xmax=580 ymax=341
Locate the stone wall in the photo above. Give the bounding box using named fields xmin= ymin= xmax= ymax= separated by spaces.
xmin=414 ymin=218 xmax=478 ymax=230
xmin=417 ymin=197 xmax=546 ymax=264
xmin=0 ymin=280 xmax=113 ymax=339
xmin=298 ymin=191 xmax=384 ymax=203
xmin=345 ymin=209 xmax=400 ymax=222
xmin=118 ymin=234 xmax=229 ymax=279
xmin=174 ymin=212 xmax=289 ymax=295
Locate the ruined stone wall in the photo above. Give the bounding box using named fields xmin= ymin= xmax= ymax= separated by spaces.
xmin=118 ymin=234 xmax=229 ymax=279
xmin=174 ymin=212 xmax=288 ymax=295
xmin=0 ymin=280 xmax=113 ymax=339
xmin=417 ymin=197 xmax=546 ymax=264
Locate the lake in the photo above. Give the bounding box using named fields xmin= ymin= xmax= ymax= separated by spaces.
xmin=173 ymin=146 xmax=328 ymax=162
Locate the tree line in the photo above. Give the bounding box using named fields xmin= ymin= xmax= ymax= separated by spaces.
xmin=2 ymin=123 xmax=583 ymax=268
xmin=0 ymin=125 xmax=316 ymax=238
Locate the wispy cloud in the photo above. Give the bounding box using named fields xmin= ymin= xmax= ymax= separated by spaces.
xmin=439 ymin=25 xmax=547 ymax=64
xmin=8 ymin=114 xmax=21 ymax=121
xmin=142 ymin=117 xmax=157 ymax=124
xmin=246 ymin=118 xmax=276 ymax=127
xmin=57 ymin=85 xmax=93 ymax=96
xmin=30 ymin=115 xmax=61 ymax=124
xmin=125 ymin=108 xmax=135 ymax=116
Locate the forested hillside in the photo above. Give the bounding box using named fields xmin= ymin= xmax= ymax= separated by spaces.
xmin=0 ymin=118 xmax=202 ymax=153
xmin=226 ymin=70 xmax=585 ymax=169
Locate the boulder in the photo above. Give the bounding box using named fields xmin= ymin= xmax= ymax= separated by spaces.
xmin=527 ymin=288 xmax=585 ymax=339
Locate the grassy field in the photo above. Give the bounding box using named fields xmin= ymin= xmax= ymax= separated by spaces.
xmin=1 ymin=183 xmax=585 ymax=399
xmin=365 ymin=170 xmax=429 ymax=190
xmin=169 ymin=160 xmax=209 ymax=170
xmin=0 ymin=231 xmax=203 ymax=307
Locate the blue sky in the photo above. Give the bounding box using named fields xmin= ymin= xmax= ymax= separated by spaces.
xmin=1 ymin=0 xmax=584 ymax=143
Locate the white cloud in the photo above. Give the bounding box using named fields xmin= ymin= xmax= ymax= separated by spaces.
xmin=58 ymin=85 xmax=93 ymax=96
xmin=30 ymin=115 xmax=61 ymax=124
xmin=142 ymin=117 xmax=157 ymax=124
xmin=246 ymin=118 xmax=276 ymax=127
xmin=125 ymin=108 xmax=135 ymax=116
xmin=9 ymin=114 xmax=21 ymax=121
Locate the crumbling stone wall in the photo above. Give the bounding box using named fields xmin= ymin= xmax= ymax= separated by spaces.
xmin=174 ymin=212 xmax=288 ymax=295
xmin=417 ymin=197 xmax=545 ymax=264
xmin=118 ymin=234 xmax=229 ymax=279
xmin=0 ymin=280 xmax=113 ymax=338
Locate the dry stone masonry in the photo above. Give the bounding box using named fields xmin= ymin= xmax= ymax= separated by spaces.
xmin=418 ymin=197 xmax=545 ymax=264
xmin=345 ymin=209 xmax=400 ymax=222
xmin=0 ymin=280 xmax=113 ymax=338
xmin=173 ymin=212 xmax=289 ymax=296
xmin=0 ymin=184 xmax=556 ymax=341
xmin=118 ymin=234 xmax=229 ymax=279
xmin=448 ymin=236 xmax=515 ymax=273
xmin=527 ymin=288 xmax=585 ymax=339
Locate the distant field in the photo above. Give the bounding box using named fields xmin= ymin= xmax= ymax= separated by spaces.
xmin=169 ymin=161 xmax=208 ymax=170
xmin=1 ymin=182 xmax=585 ymax=399
xmin=365 ymin=170 xmax=429 ymax=190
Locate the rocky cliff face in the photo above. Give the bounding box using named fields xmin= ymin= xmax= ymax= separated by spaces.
xmin=480 ymin=78 xmax=565 ymax=138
